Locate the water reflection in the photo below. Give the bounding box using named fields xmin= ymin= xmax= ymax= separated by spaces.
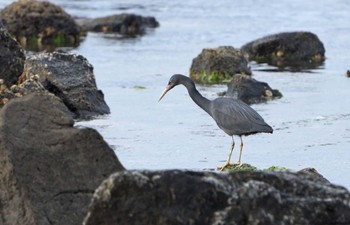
xmin=251 ymin=61 xmax=325 ymax=73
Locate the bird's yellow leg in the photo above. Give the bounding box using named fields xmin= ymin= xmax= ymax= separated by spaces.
xmin=218 ymin=137 xmax=235 ymax=171
xmin=237 ymin=136 xmax=243 ymax=165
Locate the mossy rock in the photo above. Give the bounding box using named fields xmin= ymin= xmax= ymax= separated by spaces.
xmin=264 ymin=166 xmax=288 ymax=172
xmin=222 ymin=164 xmax=288 ymax=172
xmin=22 ymin=33 xmax=78 ymax=51
xmin=0 ymin=0 xmax=80 ymax=51
xmin=190 ymin=71 xmax=233 ymax=85
xmin=223 ymin=163 xmax=258 ymax=172
xmin=189 ymin=46 xmax=251 ymax=84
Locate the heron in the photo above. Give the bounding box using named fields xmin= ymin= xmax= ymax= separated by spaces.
xmin=158 ymin=74 xmax=273 ymax=171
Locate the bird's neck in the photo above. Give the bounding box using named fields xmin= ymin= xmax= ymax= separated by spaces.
xmin=182 ymin=79 xmax=211 ymax=115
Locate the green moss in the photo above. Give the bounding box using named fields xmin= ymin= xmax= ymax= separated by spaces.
xmin=190 ymin=70 xmax=232 ymax=84
xmin=133 ymin=85 xmax=146 ymax=90
xmin=20 ymin=33 xmax=79 ymax=51
xmin=52 ymin=32 xmax=67 ymax=46
xmin=262 ymin=89 xmax=283 ymax=101
xmin=224 ymin=163 xmax=258 ymax=172
xmin=27 ymin=36 xmax=39 ymax=46
xmin=222 ymin=164 xmax=289 ymax=172
xmin=273 ymin=89 xmax=283 ymax=98
xmin=46 ymin=33 xmax=75 ymax=46
xmin=264 ymin=166 xmax=288 ymax=172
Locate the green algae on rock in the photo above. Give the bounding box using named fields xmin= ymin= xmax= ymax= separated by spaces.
xmin=189 ymin=46 xmax=252 ymax=84
xmin=0 ymin=0 xmax=80 ymax=51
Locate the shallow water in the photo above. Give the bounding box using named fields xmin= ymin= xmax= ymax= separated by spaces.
xmin=1 ymin=0 xmax=350 ymax=188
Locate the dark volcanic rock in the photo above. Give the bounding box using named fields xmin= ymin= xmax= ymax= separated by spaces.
xmin=84 ymin=170 xmax=350 ymax=225
xmin=241 ymin=31 xmax=325 ymax=70
xmin=297 ymin=167 xmax=331 ymax=184
xmin=24 ymin=51 xmax=110 ymax=119
xmin=0 ymin=0 xmax=80 ymax=51
xmin=0 ymin=93 xmax=124 ymax=225
xmin=0 ymin=28 xmax=25 ymax=87
xmin=76 ymin=13 xmax=159 ymax=36
xmin=225 ymin=74 xmax=282 ymax=104
xmin=189 ymin=46 xmax=251 ymax=84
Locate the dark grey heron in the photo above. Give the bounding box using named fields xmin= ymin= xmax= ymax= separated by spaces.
xmin=158 ymin=74 xmax=273 ymax=171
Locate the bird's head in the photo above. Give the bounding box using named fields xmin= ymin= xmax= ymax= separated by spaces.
xmin=158 ymin=74 xmax=185 ymax=102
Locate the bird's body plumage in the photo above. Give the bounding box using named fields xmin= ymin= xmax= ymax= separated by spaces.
xmin=159 ymin=74 xmax=273 ymax=170
xmin=209 ymin=98 xmax=273 ymax=136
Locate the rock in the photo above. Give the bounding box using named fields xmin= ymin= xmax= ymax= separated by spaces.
xmin=223 ymin=163 xmax=257 ymax=171
xmin=76 ymin=13 xmax=159 ymax=36
xmin=140 ymin=16 xmax=160 ymax=29
xmin=0 ymin=93 xmax=124 ymax=225
xmin=83 ymin=170 xmax=350 ymax=225
xmin=0 ymin=74 xmax=52 ymax=107
xmin=0 ymin=28 xmax=25 ymax=87
xmin=15 ymin=74 xmax=47 ymax=94
xmin=241 ymin=31 xmax=325 ymax=70
xmin=225 ymin=74 xmax=282 ymax=104
xmin=0 ymin=0 xmax=80 ymax=51
xmin=297 ymin=167 xmax=330 ymax=184
xmin=24 ymin=51 xmax=110 ymax=119
xmin=189 ymin=46 xmax=251 ymax=84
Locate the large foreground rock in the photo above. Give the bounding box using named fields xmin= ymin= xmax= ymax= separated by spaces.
xmin=0 ymin=93 xmax=124 ymax=225
xmin=84 ymin=170 xmax=350 ymax=225
xmin=24 ymin=52 xmax=110 ymax=119
xmin=225 ymin=74 xmax=282 ymax=104
xmin=76 ymin=13 xmax=159 ymax=36
xmin=0 ymin=27 xmax=25 ymax=87
xmin=241 ymin=31 xmax=325 ymax=69
xmin=189 ymin=46 xmax=251 ymax=84
xmin=0 ymin=0 xmax=80 ymax=51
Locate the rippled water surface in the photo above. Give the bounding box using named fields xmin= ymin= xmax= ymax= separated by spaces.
xmin=1 ymin=0 xmax=350 ymax=188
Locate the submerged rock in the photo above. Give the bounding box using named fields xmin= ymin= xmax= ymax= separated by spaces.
xmin=0 ymin=93 xmax=124 ymax=225
xmin=84 ymin=170 xmax=350 ymax=225
xmin=0 ymin=0 xmax=80 ymax=51
xmin=0 ymin=28 xmax=25 ymax=87
xmin=241 ymin=31 xmax=325 ymax=70
xmin=76 ymin=13 xmax=159 ymax=36
xmin=225 ymin=74 xmax=282 ymax=104
xmin=24 ymin=51 xmax=110 ymax=119
xmin=189 ymin=46 xmax=252 ymax=84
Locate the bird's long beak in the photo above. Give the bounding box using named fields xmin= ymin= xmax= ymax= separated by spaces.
xmin=158 ymin=84 xmax=172 ymax=102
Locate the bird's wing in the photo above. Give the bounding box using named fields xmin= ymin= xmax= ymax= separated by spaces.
xmin=210 ymin=98 xmax=269 ymax=135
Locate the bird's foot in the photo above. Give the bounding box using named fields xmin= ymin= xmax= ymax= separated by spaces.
xmin=217 ymin=162 xmax=242 ymax=171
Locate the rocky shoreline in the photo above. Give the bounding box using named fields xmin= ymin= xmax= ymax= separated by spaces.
xmin=0 ymin=0 xmax=348 ymax=225
xmin=0 ymin=93 xmax=124 ymax=225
